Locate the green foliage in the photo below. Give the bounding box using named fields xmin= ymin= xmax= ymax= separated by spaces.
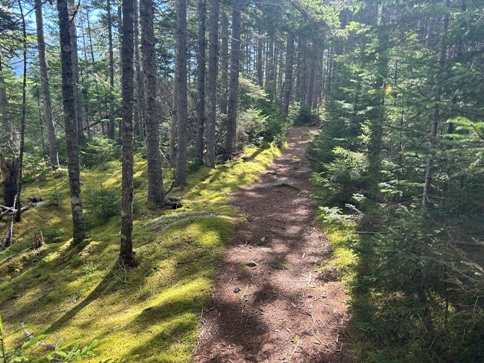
xmin=237 ymin=108 xmax=269 ymax=145
xmin=311 ymin=147 xmax=368 ymax=207
xmin=47 ymin=186 xmax=64 ymax=207
xmin=291 ymin=105 xmax=318 ymax=126
xmin=84 ymin=185 xmax=120 ymax=224
xmin=0 ymin=313 xmax=99 ymax=362
xmin=238 ymin=77 xmax=288 ymax=147
xmin=80 ymin=136 xmax=121 ymax=169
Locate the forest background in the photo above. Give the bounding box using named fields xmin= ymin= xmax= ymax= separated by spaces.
xmin=0 ymin=0 xmax=483 ymax=361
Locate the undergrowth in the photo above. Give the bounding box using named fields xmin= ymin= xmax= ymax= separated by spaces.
xmin=0 ymin=143 xmax=281 ymax=362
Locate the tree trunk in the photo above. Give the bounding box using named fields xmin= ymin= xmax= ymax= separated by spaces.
xmin=219 ymin=9 xmax=229 ymax=115
xmin=0 ymin=154 xmax=19 ymax=207
xmin=306 ymin=40 xmax=318 ymax=109
xmin=225 ymin=0 xmax=242 ymax=155
xmin=423 ymin=0 xmax=450 ymax=206
xmin=35 ymin=0 xmax=60 ymax=168
xmin=134 ymin=0 xmax=145 ymax=139
xmin=57 ymin=0 xmax=85 ymax=247
xmin=170 ymin=70 xmax=177 ymax=161
xmin=15 ymin=0 xmax=27 ymax=223
xmin=281 ymin=32 xmax=295 ymax=115
xmin=67 ymin=0 xmax=83 ymax=141
xmin=107 ymin=0 xmax=116 ymax=140
xmin=141 ymin=0 xmax=164 ymax=207
xmin=120 ymin=0 xmax=136 ymax=266
xmin=195 ymin=0 xmax=207 ymax=164
xmin=205 ymin=0 xmax=219 ymax=168
xmin=0 ymin=53 xmax=13 ymax=149
xmin=257 ymin=35 xmax=264 ymax=88
xmin=265 ymin=35 xmax=275 ymax=99
xmin=175 ymin=0 xmax=188 ymax=186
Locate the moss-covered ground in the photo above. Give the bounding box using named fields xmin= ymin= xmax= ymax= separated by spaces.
xmin=0 ymin=143 xmax=280 ymax=362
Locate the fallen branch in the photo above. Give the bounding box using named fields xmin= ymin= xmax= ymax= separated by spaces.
xmin=22 ymin=323 xmax=56 ymax=349
xmin=289 ymin=335 xmax=303 ymax=361
xmin=354 ymin=231 xmax=391 ymax=235
xmin=163 ymin=331 xmax=180 ymax=344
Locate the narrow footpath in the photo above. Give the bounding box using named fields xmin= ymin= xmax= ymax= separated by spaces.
xmin=195 ymin=127 xmax=352 ymax=362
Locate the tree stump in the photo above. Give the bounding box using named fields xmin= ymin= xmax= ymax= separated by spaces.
xmin=0 ymin=153 xmax=20 ymax=207
xmin=32 ymin=230 xmax=46 ymax=250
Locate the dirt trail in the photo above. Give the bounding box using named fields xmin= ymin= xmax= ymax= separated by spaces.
xmin=195 ymin=127 xmax=352 ymax=362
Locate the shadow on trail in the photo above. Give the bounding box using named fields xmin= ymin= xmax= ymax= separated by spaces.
xmin=196 ymin=128 xmax=353 ymax=362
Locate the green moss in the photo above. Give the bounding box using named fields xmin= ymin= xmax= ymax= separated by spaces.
xmin=316 ymin=212 xmax=357 ymax=282
xmin=0 ymin=142 xmax=281 ymax=362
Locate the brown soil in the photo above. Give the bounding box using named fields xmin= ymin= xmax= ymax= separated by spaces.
xmin=194 ymin=127 xmax=353 ymax=363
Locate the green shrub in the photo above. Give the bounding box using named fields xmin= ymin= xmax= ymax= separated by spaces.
xmin=292 ymin=105 xmax=318 ymax=126
xmin=80 ymin=136 xmax=121 ymax=169
xmin=47 ymin=186 xmax=65 ymax=207
xmin=84 ymin=185 xmax=120 ymax=223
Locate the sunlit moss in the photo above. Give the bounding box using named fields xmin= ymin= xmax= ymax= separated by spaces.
xmin=0 ymin=141 xmax=281 ymax=362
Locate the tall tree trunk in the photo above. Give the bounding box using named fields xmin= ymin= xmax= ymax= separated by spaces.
xmin=423 ymin=0 xmax=450 ymax=206
xmin=0 ymin=53 xmax=13 ymax=149
xmin=272 ymin=39 xmax=279 ymax=98
xmin=57 ymin=0 xmax=85 ymax=247
xmin=141 ymin=0 xmax=164 ymax=207
xmin=86 ymin=6 xmax=102 ymax=136
xmin=175 ymin=0 xmax=188 ymax=186
xmin=281 ymin=32 xmax=295 ymax=115
xmin=107 ymin=0 xmax=116 ymax=140
xmin=35 ymin=0 xmax=59 ymax=168
xmin=219 ymin=9 xmax=229 ymax=115
xmin=195 ymin=0 xmax=207 ymax=164
xmin=306 ymin=40 xmax=319 ymax=109
xmin=15 ymin=0 xmax=27 ymax=222
xmin=170 ymin=70 xmax=177 ymax=160
xmin=265 ymin=35 xmax=274 ymax=99
xmin=225 ymin=0 xmax=242 ymax=155
xmin=134 ymin=0 xmax=145 ymax=139
xmin=277 ymin=43 xmax=284 ymax=104
xmin=205 ymin=0 xmax=219 ymax=168
xmin=257 ymin=35 xmax=264 ymax=87
xmin=120 ymin=0 xmax=136 ymax=266
xmin=67 ymin=0 xmax=83 ymax=141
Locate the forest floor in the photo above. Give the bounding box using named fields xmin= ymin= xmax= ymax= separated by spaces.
xmin=194 ymin=127 xmax=354 ymax=363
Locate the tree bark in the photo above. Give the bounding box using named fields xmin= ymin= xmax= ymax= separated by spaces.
xmin=225 ymin=0 xmax=242 ymax=155
xmin=205 ymin=0 xmax=219 ymax=168
xmin=67 ymin=0 xmax=83 ymax=141
xmin=141 ymin=0 xmax=164 ymax=207
xmin=0 ymin=154 xmax=19 ymax=207
xmin=219 ymin=9 xmax=229 ymax=115
xmin=257 ymin=35 xmax=264 ymax=88
xmin=35 ymin=0 xmax=59 ymax=168
xmin=0 ymin=53 xmax=13 ymax=149
xmin=15 ymin=0 xmax=27 ymax=222
xmin=175 ymin=0 xmax=188 ymax=186
xmin=120 ymin=0 xmax=136 ymax=266
xmin=306 ymin=40 xmax=318 ymax=109
xmin=195 ymin=0 xmax=207 ymax=164
xmin=57 ymin=0 xmax=85 ymax=247
xmin=134 ymin=0 xmax=145 ymax=139
xmin=281 ymin=32 xmax=295 ymax=115
xmin=423 ymin=0 xmax=450 ymax=206
xmin=107 ymin=0 xmax=116 ymax=140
